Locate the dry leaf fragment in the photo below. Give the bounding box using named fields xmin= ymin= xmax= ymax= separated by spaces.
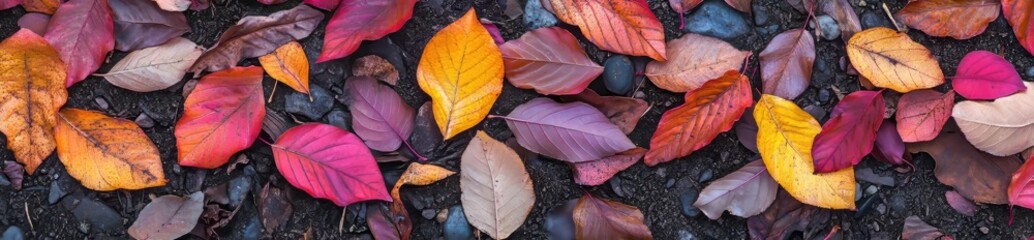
xmin=547 ymin=0 xmax=666 ymax=61
xmin=98 ymin=37 xmax=202 ymax=92
xmin=895 ymin=0 xmax=999 ymax=40
xmin=353 ymin=55 xmax=400 ymax=86
xmin=129 ymin=192 xmax=205 ymax=240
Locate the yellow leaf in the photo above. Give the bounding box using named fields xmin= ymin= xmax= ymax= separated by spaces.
xmin=754 ymin=94 xmax=855 ymax=210
xmin=847 ymin=27 xmax=944 ymax=93
xmin=56 ymin=108 xmax=166 ymax=191
xmin=417 ymin=8 xmax=504 ymax=140
xmin=259 ymin=41 xmax=310 ymax=96
xmin=391 ymin=162 xmax=456 ymax=201
xmin=0 ymin=29 xmax=68 ymax=174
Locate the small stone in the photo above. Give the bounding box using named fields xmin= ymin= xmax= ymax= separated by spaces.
xmin=70 ymin=197 xmax=125 ymax=234
xmin=603 ymin=55 xmax=634 ymax=95
xmin=285 ymin=85 xmax=333 ymax=120
xmin=677 ymin=178 xmax=700 ymax=218
xmin=48 ymin=180 xmax=67 ymax=204
xmin=444 ymin=205 xmax=474 ymax=240
xmin=677 ymin=230 xmax=696 ymax=240
xmin=980 ymin=226 xmax=990 ymax=234
xmin=523 ymin=0 xmax=557 ymax=30
xmin=228 ymin=176 xmax=252 ymax=207
xmin=818 ymin=88 xmax=832 ymax=104
xmin=324 ymin=109 xmax=351 ymax=131
xmin=545 ymin=200 xmax=576 ymax=240
xmin=2 ymin=226 xmax=24 ymax=240
xmin=804 ymin=105 xmax=827 ymax=123
xmin=858 ymin=0 xmax=867 ymax=7
xmin=656 ymin=168 xmax=667 ymax=178
xmin=815 ymin=15 xmax=839 ymax=41
xmin=876 ymin=203 xmax=887 ymax=215
xmin=855 ymin=183 xmax=863 ymax=201
xmin=241 ymin=215 xmax=263 ymax=240
xmin=665 ymin=178 xmax=676 ymax=188
xmin=436 ymin=208 xmax=449 ymax=223
xmin=683 ymin=0 xmax=750 ymax=40
xmin=861 ymin=11 xmax=893 ymax=29
xmin=610 ymin=176 xmax=626 ymax=198
xmin=865 ymin=185 xmax=878 ymax=195
xmin=421 ymin=209 xmax=436 ymax=220
xmin=94 ymin=97 xmax=109 ymax=110
xmin=753 ymin=5 xmax=771 ymax=25
xmin=1026 ymin=66 xmax=1034 ymax=78
xmin=872 ymin=222 xmax=880 ymax=232
xmin=698 ymin=169 xmax=713 ymax=182
xmin=134 ymin=113 xmax=154 ymax=128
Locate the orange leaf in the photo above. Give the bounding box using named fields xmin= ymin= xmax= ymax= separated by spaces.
xmin=846 ymin=27 xmax=944 ymax=93
xmin=259 ymin=41 xmax=310 ymax=95
xmin=895 ymin=0 xmax=999 ymax=40
xmin=56 ymin=108 xmax=166 ymax=191
xmin=646 ymin=71 xmax=752 ymax=166
xmin=1004 ymin=0 xmax=1034 ymax=55
xmin=23 ymin=0 xmax=59 ymax=14
xmin=547 ymin=0 xmax=666 ymax=61
xmin=645 ymin=33 xmax=750 ymax=92
xmin=176 ymin=66 xmax=266 ymax=169
xmin=0 ymin=29 xmax=68 ymax=174
xmin=385 ymin=162 xmax=455 ymax=239
xmin=573 ymin=193 xmax=653 ymax=239
xmin=416 ymin=8 xmax=503 ymax=140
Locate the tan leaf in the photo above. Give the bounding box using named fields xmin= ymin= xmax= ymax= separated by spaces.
xmin=460 ymin=131 xmax=535 ymax=239
xmin=645 ymin=33 xmax=750 ymax=92
xmin=952 ymin=81 xmax=1034 ymax=156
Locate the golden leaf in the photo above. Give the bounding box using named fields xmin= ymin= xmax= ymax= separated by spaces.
xmin=259 ymin=41 xmax=311 ymax=96
xmin=56 ymin=108 xmax=166 ymax=191
xmin=847 ymin=27 xmax=944 ymax=93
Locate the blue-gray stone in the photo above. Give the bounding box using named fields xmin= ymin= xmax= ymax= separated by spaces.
xmin=48 ymin=180 xmax=67 ymax=204
xmin=286 ymin=85 xmax=333 ymax=120
xmin=816 ymin=15 xmax=839 ymax=41
xmin=2 ymin=226 xmax=23 ymax=240
xmin=603 ymin=55 xmax=634 ymax=95
xmin=698 ymin=169 xmax=713 ymax=182
xmin=683 ymin=0 xmax=750 ymax=40
xmin=443 ymin=205 xmax=474 ymax=240
xmin=228 ymin=176 xmax=251 ymax=208
xmin=242 ymin=215 xmax=262 ymax=240
xmin=544 ymin=199 xmax=577 ymax=240
xmin=71 ymin=197 xmax=124 ymax=234
xmin=523 ymin=0 xmax=557 ymax=30
xmin=861 ymin=10 xmax=893 ymax=29
xmin=1026 ymin=66 xmax=1034 ymax=78
xmin=324 ymin=109 xmax=351 ymax=132
xmin=677 ymin=178 xmax=700 ymax=218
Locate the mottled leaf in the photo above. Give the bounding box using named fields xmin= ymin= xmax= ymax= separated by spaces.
xmin=570 ymin=148 xmax=646 ymax=186
xmin=896 ymin=90 xmax=954 ymax=142
xmin=56 ymin=108 xmax=166 ymax=191
xmin=547 ymin=0 xmax=666 ymax=61
xmin=190 ymin=5 xmax=323 ymax=73
xmin=353 ymin=55 xmax=399 ymax=86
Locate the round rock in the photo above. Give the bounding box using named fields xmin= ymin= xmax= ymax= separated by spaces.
xmin=603 ymin=55 xmax=634 ymax=95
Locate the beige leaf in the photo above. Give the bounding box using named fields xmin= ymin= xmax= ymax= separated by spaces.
xmin=645 ymin=33 xmax=750 ymax=92
xmin=460 ymin=131 xmax=535 ymax=239
xmin=952 ymin=81 xmax=1034 ymax=156
xmin=98 ymin=37 xmax=202 ymax=92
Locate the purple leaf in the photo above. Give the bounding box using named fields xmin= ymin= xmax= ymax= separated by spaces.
xmin=345 ymin=77 xmax=423 ymax=161
xmin=945 ymin=190 xmax=978 ymax=216
xmin=17 ymin=13 xmax=51 ymax=35
xmin=494 ymin=97 xmax=635 ymax=162
xmin=734 ymin=105 xmax=758 ymax=153
xmin=481 ymin=20 xmax=504 ymax=45
xmin=109 ymin=0 xmax=190 ymax=52
xmin=872 ymin=120 xmax=913 ymax=168
xmin=953 ymin=50 xmax=1026 ymax=100
xmin=694 ymin=160 xmax=778 ymax=219
xmin=2 ymin=161 xmax=24 ymax=190
xmin=500 ymin=27 xmax=604 ymax=95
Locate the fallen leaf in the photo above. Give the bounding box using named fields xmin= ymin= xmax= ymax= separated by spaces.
xmin=812 ymin=90 xmax=885 ymax=173
xmin=417 ymin=9 xmax=504 ymax=140
xmin=555 ymin=89 xmax=648 ymax=135
xmin=317 ymin=0 xmax=417 ymax=62
xmin=573 ymin=193 xmax=653 ymax=239
xmin=495 ymin=97 xmax=635 ymax=162
xmin=176 ymin=66 xmax=265 ymax=169
xmin=1003 ymin=0 xmax=1034 ymax=55
xmin=109 ymin=0 xmax=190 ymax=52
xmin=22 ymin=0 xmax=58 ymax=14
xmin=461 ymin=131 xmax=535 ymax=239
xmin=482 ymin=20 xmax=505 ymax=45
xmin=902 ymin=216 xmax=950 ymax=240
xmin=945 ymin=190 xmax=977 ymax=216
xmin=645 ymin=33 xmax=750 ymax=92
xmin=385 ymin=162 xmax=456 ymax=239
xmin=895 ymin=0 xmax=998 ymax=40
xmin=272 ymin=123 xmax=391 ymax=206
xmin=56 ymin=108 xmax=166 ymax=191
xmin=2 ymin=161 xmax=25 ymax=190
xmin=368 ymin=202 xmax=404 ymax=240
xmin=155 ymin=0 xmax=189 ymax=11
xmin=896 ymin=90 xmax=954 ymax=142
xmin=734 ymin=105 xmax=759 ymax=153
xmin=952 ymin=50 xmax=1026 ymax=100
xmin=129 ymin=192 xmax=204 ymax=240
xmin=726 ymin=0 xmax=751 ymax=13
xmin=0 ymin=0 xmax=19 ymax=10
xmin=759 ymin=29 xmax=815 ymax=100
xmin=353 ymin=55 xmax=400 ymax=86
xmin=259 ymin=41 xmax=310 ymax=95
xmin=747 ymin=190 xmax=831 ymax=240
xmin=258 ymin=183 xmax=293 ymax=234
xmin=1010 ymin=155 xmax=1034 ymax=211
xmin=97 ymin=37 xmax=202 ymax=92
xmin=695 ymin=160 xmax=778 ymax=219
xmin=570 ymin=148 xmax=646 ymax=186
xmin=500 ymin=27 xmax=603 ymax=95
xmin=190 ymin=5 xmax=323 ymax=73
xmin=262 ymin=108 xmax=295 ymax=140
xmin=257 ymin=0 xmax=286 ymax=5
xmin=755 ymin=94 xmax=855 ymax=209
xmin=409 ymin=102 xmax=443 ymax=159
xmin=818 ymin=0 xmax=861 ymax=39
xmin=44 ymin=0 xmax=114 ymax=87
xmin=0 ymin=29 xmax=68 ymax=174
xmin=786 ymin=0 xmax=814 ymax=12
xmin=907 ymin=121 xmax=1021 ymax=204
xmin=547 ymin=0 xmax=666 ymax=61
xmin=669 ymin=0 xmax=703 ymax=14
xmin=953 ymin=82 xmax=1034 ymax=156
xmin=646 ymin=71 xmax=752 ymax=165
xmin=345 ymin=77 xmax=421 ymax=160
xmin=872 ymin=120 xmax=913 ymax=167
xmin=303 ymin=0 xmax=337 ymax=10
xmin=846 ymin=27 xmax=944 ymax=93
xmin=17 ymin=13 xmax=50 ymax=35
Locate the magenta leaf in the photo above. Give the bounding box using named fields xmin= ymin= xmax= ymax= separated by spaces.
xmin=344 ymin=76 xmax=424 ymax=161
xmin=694 ymin=160 xmax=778 ymax=219
xmin=500 ymin=27 xmax=603 ymax=95
xmin=494 ymin=97 xmax=636 ymax=162
xmin=271 ymin=123 xmax=391 ymax=207
xmin=0 ymin=0 xmax=18 ymax=10
xmin=945 ymin=190 xmax=978 ymax=216
xmin=953 ymin=50 xmax=1026 ymax=100
xmin=317 ymin=0 xmax=417 ymax=63
xmin=303 ymin=0 xmax=338 ymax=11
xmin=872 ymin=120 xmax=912 ymax=168
xmin=482 ymin=20 xmax=505 ymax=45
xmin=812 ymin=90 xmax=885 ymax=173
xmin=109 ymin=0 xmax=190 ymax=52
xmin=44 ymin=0 xmax=114 ymax=87
xmin=570 ymin=148 xmax=645 ymax=186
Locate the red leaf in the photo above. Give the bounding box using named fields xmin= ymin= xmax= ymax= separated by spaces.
xmin=1010 ymin=155 xmax=1034 ymax=211
xmin=1003 ymin=0 xmax=1034 ymax=55
xmin=317 ymin=0 xmax=417 ymax=63
xmin=500 ymin=27 xmax=603 ymax=95
xmin=572 ymin=194 xmax=653 ymax=239
xmin=303 ymin=0 xmax=337 ymax=11
xmin=570 ymin=148 xmax=645 ymax=186
xmin=344 ymin=77 xmax=423 ymax=160
xmin=812 ymin=90 xmax=885 ymax=173
xmin=894 ymin=0 xmax=999 ymax=40
xmin=43 ymin=0 xmax=114 ymax=87
xmin=546 ymin=0 xmax=666 ymax=61
xmin=271 ymin=123 xmax=390 ymax=207
xmin=907 ymin=122 xmax=1021 ymax=204
xmin=555 ymin=89 xmax=648 ymax=135
xmin=952 ymin=50 xmax=1026 ymax=100
xmin=176 ymin=67 xmax=265 ymax=169
xmin=872 ymin=120 xmax=912 ymax=167
xmin=896 ymin=90 xmax=954 ymax=142
xmin=646 ymin=71 xmax=752 ymax=166
xmin=668 ymin=0 xmax=702 ymax=13
xmin=759 ymin=29 xmax=815 ymax=100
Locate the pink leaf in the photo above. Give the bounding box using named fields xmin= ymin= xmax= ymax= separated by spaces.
xmin=17 ymin=13 xmax=51 ymax=36
xmin=953 ymin=50 xmax=1026 ymax=100
xmin=812 ymin=90 xmax=885 ymax=173
xmin=570 ymin=148 xmax=645 ymax=186
xmin=175 ymin=67 xmax=266 ymax=169
xmin=945 ymin=190 xmax=977 ymax=216
xmin=896 ymin=90 xmax=954 ymax=142
xmin=495 ymin=98 xmax=635 ymax=162
xmin=872 ymin=120 xmax=912 ymax=167
xmin=317 ymin=0 xmax=417 ymax=63
xmin=303 ymin=0 xmax=338 ymax=11
xmin=44 ymin=0 xmax=114 ymax=87
xmin=272 ymin=123 xmax=390 ymax=207
xmin=344 ymin=76 xmax=424 ymax=161
xmin=481 ymin=20 xmax=505 ymax=45
xmin=0 ymin=0 xmax=19 ymax=10
xmin=500 ymin=27 xmax=603 ymax=95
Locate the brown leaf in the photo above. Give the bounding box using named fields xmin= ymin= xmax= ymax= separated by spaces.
xmin=725 ymin=0 xmax=751 ymax=13
xmin=907 ymin=121 xmax=1022 ymax=204
xmin=902 ymin=216 xmax=951 ymax=240
xmin=895 ymin=0 xmax=999 ymax=40
xmin=747 ymin=190 xmax=831 ymax=240
xmin=573 ymin=193 xmax=652 ymax=239
xmin=353 ymin=55 xmax=399 ymax=86
xmin=555 ymin=89 xmax=648 ymax=134
xmin=190 ymin=5 xmax=323 ymax=73
xmin=819 ymin=0 xmax=862 ymax=39
xmin=129 ymin=192 xmax=205 ymax=240
xmin=759 ymin=29 xmax=814 ymax=100
xmin=259 ymin=182 xmax=293 ymax=234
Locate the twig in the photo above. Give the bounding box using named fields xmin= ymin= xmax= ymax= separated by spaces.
xmin=338 ymin=208 xmax=346 ymax=234
xmin=882 ymin=3 xmax=905 ymax=32
xmin=24 ymin=202 xmax=34 ymax=233
xmin=823 ymin=225 xmax=840 ymax=240
xmin=268 ymin=81 xmax=278 ymax=103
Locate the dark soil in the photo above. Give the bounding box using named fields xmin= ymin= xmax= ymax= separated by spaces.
xmin=2 ymin=0 xmax=1034 ymax=239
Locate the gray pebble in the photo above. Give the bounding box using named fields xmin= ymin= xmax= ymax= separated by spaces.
xmin=876 ymin=203 xmax=887 ymax=215
xmin=324 ymin=109 xmax=351 ymax=132
xmin=980 ymin=226 xmax=990 ymax=234
xmin=135 ymin=113 xmax=154 ymax=128
xmin=228 ymin=176 xmax=251 ymax=207
xmin=421 ymin=209 xmax=436 ymax=220
xmin=683 ymin=0 xmax=750 ymax=40
xmin=677 ymin=230 xmax=696 ymax=240
xmin=1026 ymin=66 xmax=1034 ymax=78
xmin=815 ymin=15 xmax=839 ymax=41
xmin=285 ymin=85 xmax=333 ymax=120
xmin=677 ymin=178 xmax=700 ymax=218
xmin=698 ymin=169 xmax=713 ymax=182
xmin=48 ymin=180 xmax=67 ymax=204
xmin=444 ymin=205 xmax=474 ymax=240
xmin=523 ymin=0 xmax=557 ymax=30
xmin=865 ymin=185 xmax=878 ymax=195
xmin=2 ymin=226 xmax=23 ymax=240
xmin=94 ymin=97 xmax=109 ymax=110
xmin=855 ymin=183 xmax=863 ymax=201
xmin=603 ymin=55 xmax=634 ymax=95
